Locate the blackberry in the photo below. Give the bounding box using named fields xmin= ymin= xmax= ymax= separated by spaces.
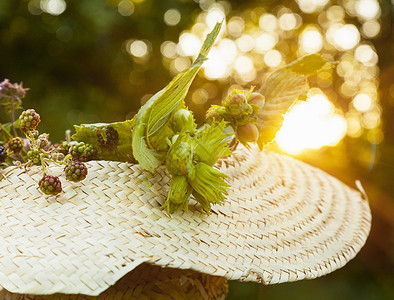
xmin=70 ymin=142 xmax=87 ymax=158
xmin=97 ymin=131 xmax=105 ymax=146
xmin=19 ymin=109 xmax=40 ymax=133
xmin=98 ymin=127 xmax=119 ymax=147
xmin=84 ymin=143 xmax=97 ymax=159
xmin=105 ymin=127 xmax=119 ymax=146
xmin=70 ymin=142 xmax=96 ymax=161
xmin=60 ymin=141 xmax=70 ymax=155
xmin=64 ymin=160 xmax=88 ymax=182
xmin=0 ymin=145 xmax=7 ymax=163
xmin=38 ymin=175 xmax=62 ymax=195
xmin=7 ymin=136 xmax=24 ymax=153
xmin=27 ymin=149 xmax=41 ymax=165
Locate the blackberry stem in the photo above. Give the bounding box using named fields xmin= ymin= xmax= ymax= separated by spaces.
xmin=10 ymin=96 xmax=17 ymax=137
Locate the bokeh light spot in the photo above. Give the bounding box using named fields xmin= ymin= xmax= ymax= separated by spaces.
xmin=296 ymin=0 xmax=330 ymax=14
xmin=178 ymin=33 xmax=202 ymax=57
xmin=204 ymin=49 xmax=229 ymax=80
xmin=264 ymin=50 xmax=282 ymax=67
xmin=236 ymin=35 xmax=255 ymax=53
xmin=164 ymin=9 xmax=181 ymax=26
xmin=118 ymin=0 xmax=134 ymax=17
xmin=192 ymin=88 xmax=209 ymax=105
xmin=255 ymin=33 xmax=277 ymax=53
xmin=299 ymin=27 xmax=323 ymax=54
xmin=205 ymin=6 xmax=226 ymax=29
xmin=227 ymin=17 xmax=244 ymax=37
xmin=259 ymin=14 xmax=278 ymax=32
xmin=129 ymin=40 xmax=149 ymax=58
xmin=326 ymin=5 xmax=345 ymax=21
xmin=361 ymin=20 xmax=381 ymax=38
xmin=161 ymin=41 xmax=177 ymax=59
xmin=333 ymin=24 xmax=360 ymax=50
xmin=40 ymin=0 xmax=66 ymax=16
xmin=355 ymin=44 xmax=377 ymax=66
xmin=362 ymin=111 xmax=380 ymax=129
xmin=353 ymin=93 xmax=373 ymax=112
xmin=218 ymin=38 xmax=238 ymax=63
xmin=276 ymin=94 xmax=347 ymax=154
xmin=356 ymin=0 xmax=380 ymax=21
xmin=279 ymin=13 xmax=298 ymax=31
xmin=171 ymin=57 xmax=191 ymax=74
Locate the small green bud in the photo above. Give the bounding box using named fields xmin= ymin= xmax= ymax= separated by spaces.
xmin=27 ymin=149 xmax=41 ymax=165
xmin=172 ymin=109 xmax=196 ymax=132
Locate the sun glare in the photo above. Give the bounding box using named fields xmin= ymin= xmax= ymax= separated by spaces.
xmin=276 ymin=93 xmax=347 ymax=155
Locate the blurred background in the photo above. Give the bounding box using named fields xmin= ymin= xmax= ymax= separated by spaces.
xmin=0 ymin=0 xmax=393 ymax=299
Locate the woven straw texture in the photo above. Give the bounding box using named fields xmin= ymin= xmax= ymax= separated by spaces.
xmin=0 ymin=263 xmax=228 ymax=300
xmin=0 ymin=145 xmax=371 ymax=296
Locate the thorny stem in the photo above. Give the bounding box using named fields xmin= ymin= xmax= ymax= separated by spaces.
xmin=40 ymin=153 xmax=48 ymax=174
xmin=0 ymin=123 xmax=14 ymax=140
xmin=65 ymin=129 xmax=71 ymax=144
xmin=10 ymin=96 xmax=17 ymax=137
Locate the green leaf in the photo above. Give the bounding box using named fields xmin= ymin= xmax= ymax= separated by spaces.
xmin=193 ymin=121 xmax=232 ymax=166
xmin=145 ymin=21 xmax=222 ymax=137
xmin=132 ymin=22 xmax=222 ymax=171
xmin=72 ymin=120 xmax=133 ymax=161
xmin=257 ymin=69 xmax=308 ymax=148
xmin=131 ymin=123 xmax=163 ymax=172
xmin=286 ymin=54 xmax=329 ymax=76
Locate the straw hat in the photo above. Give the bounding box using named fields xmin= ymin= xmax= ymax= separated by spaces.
xmin=0 ymin=144 xmax=371 ymax=298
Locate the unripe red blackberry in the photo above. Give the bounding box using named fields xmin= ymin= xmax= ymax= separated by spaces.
xmin=19 ymin=109 xmax=40 ymax=133
xmin=7 ymin=136 xmax=24 ymax=153
xmin=0 ymin=145 xmax=7 ymax=163
xmin=64 ymin=160 xmax=88 ymax=182
xmin=70 ymin=142 xmax=96 ymax=161
xmin=27 ymin=149 xmax=41 ymax=165
xmin=38 ymin=175 xmax=62 ymax=195
xmin=70 ymin=142 xmax=86 ymax=157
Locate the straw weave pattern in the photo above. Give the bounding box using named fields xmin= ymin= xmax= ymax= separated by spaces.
xmin=0 ymin=263 xmax=228 ymax=299
xmin=0 ymin=145 xmax=371 ymax=296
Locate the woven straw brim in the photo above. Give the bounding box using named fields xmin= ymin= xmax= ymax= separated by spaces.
xmin=0 ymin=145 xmax=371 ymax=296
xmin=0 ymin=263 xmax=228 ymax=300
